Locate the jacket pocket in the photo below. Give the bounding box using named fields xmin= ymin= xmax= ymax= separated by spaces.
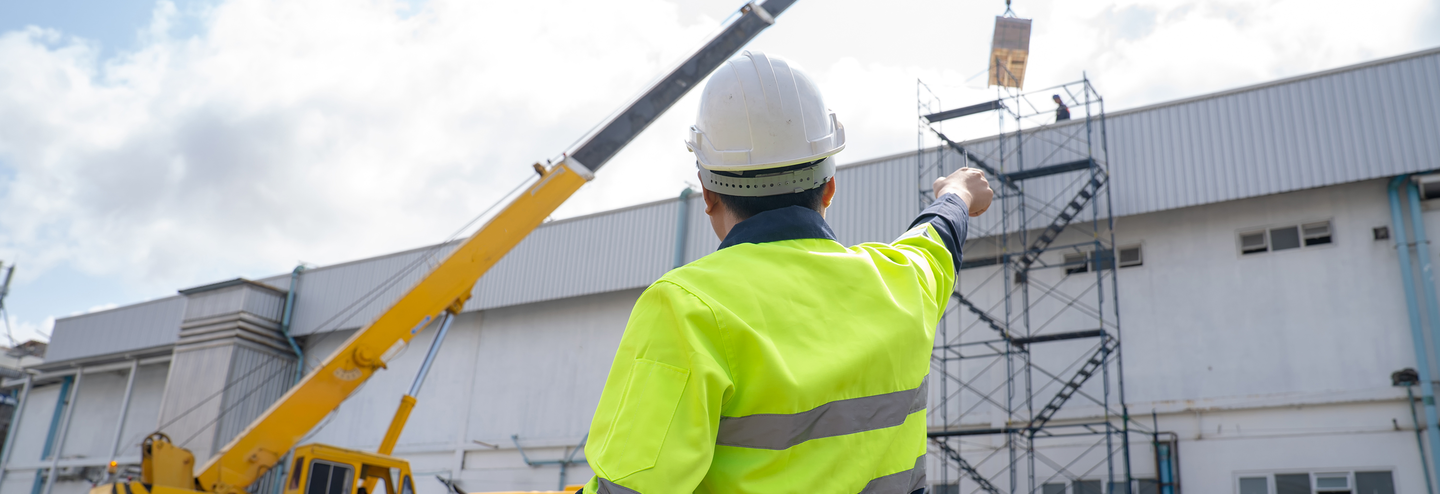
xmin=600 ymin=358 xmax=690 ymax=479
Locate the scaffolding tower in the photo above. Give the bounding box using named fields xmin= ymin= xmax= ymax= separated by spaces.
xmin=917 ymin=75 xmax=1139 ymax=494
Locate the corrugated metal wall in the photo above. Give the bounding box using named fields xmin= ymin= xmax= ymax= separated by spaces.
xmin=471 ymin=200 xmax=677 ymax=309
xmin=267 ymin=244 xmax=457 ymax=336
xmin=214 ymin=345 xmax=297 ymax=452
xmin=157 ymin=344 xmax=232 ymax=456
xmin=1107 ymin=48 xmax=1440 ymax=214
xmin=45 ymin=47 xmax=1440 ymax=360
xmin=46 ymin=296 xmax=185 ymax=362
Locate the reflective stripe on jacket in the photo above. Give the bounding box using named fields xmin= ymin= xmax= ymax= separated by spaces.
xmin=584 ymin=195 xmax=965 ymax=494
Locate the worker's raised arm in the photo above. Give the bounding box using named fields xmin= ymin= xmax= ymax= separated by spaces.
xmin=890 ymin=167 xmax=992 ymax=306
xmin=582 ymin=281 xmax=733 ymax=493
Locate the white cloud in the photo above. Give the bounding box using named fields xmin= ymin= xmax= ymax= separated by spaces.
xmin=0 ymin=0 xmax=1435 ymax=334
xmin=0 ymin=0 xmax=721 ymax=297
xmin=83 ymin=302 xmax=120 ymax=314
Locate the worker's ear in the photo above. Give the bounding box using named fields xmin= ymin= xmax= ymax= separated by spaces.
xmin=821 ymin=177 xmax=837 ymax=209
xmin=702 ymin=186 xmax=722 ymax=217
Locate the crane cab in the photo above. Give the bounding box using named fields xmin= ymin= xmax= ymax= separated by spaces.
xmin=284 ymin=444 xmax=415 ymax=494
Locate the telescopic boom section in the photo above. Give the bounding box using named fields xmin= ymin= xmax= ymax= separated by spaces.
xmin=193 ymin=2 xmax=796 ymax=493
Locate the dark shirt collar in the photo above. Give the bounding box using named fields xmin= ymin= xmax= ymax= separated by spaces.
xmin=718 ymin=206 xmax=838 ymax=250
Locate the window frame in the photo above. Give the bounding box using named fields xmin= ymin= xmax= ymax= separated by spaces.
xmin=1063 ymin=251 xmax=1090 ymax=275
xmin=1312 ymin=472 xmax=1352 ymax=492
xmin=1234 ymin=470 xmax=1392 ymax=494
xmin=1301 ymin=221 xmax=1333 ymax=246
xmin=1237 ymin=219 xmax=1336 ymax=257
xmin=1238 ymin=229 xmax=1269 ymax=255
xmin=1419 ymin=176 xmax=1440 ymax=201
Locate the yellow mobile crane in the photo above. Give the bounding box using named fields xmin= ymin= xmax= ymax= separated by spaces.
xmin=91 ymin=3 xmax=796 ymax=494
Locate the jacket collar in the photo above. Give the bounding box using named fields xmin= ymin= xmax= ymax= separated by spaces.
xmin=718 ymin=206 xmax=838 ymax=250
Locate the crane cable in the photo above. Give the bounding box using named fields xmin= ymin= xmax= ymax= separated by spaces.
xmin=132 ymin=172 xmax=540 ymax=453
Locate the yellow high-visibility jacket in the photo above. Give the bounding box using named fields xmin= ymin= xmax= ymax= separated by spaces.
xmin=583 ymin=195 xmax=967 ymax=494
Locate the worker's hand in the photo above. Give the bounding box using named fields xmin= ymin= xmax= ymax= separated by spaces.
xmin=933 ymin=167 xmax=993 ymax=217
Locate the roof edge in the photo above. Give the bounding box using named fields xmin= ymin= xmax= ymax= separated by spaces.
xmin=53 ymin=294 xmax=184 ymax=324
xmin=1102 ymin=44 xmax=1440 ymax=120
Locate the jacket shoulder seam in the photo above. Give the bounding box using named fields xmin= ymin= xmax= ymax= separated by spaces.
xmin=649 ymin=279 xmax=737 ymax=381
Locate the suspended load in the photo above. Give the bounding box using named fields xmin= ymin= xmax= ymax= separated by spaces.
xmin=988 ymin=16 xmax=1032 ymax=88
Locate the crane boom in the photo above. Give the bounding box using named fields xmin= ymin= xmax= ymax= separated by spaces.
xmin=193 ymin=2 xmax=797 ymax=493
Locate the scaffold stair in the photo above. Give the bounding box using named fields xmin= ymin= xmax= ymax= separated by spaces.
xmin=1016 ymin=173 xmax=1107 ymax=271
xmin=932 ymin=439 xmax=1002 ymax=494
xmin=1029 ymin=335 xmax=1116 ymax=431
xmin=949 ymin=293 xmax=1013 ymax=341
xmin=929 ymin=129 xmax=1016 ymax=191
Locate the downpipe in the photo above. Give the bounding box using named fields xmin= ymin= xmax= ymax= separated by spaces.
xmin=1389 ymin=175 xmax=1440 ymax=493
xmin=281 ymin=265 xmax=307 ymax=385
xmin=673 ymin=188 xmax=694 ymax=269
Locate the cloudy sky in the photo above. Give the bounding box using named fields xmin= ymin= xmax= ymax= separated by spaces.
xmin=1 ymin=0 xmax=1437 ymax=343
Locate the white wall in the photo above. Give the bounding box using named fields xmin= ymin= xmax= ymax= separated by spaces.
xmin=303 ymin=288 xmax=639 ymax=492
xmin=933 ymin=178 xmax=1428 ymax=492
xmin=1 ymin=362 xmax=168 ymax=494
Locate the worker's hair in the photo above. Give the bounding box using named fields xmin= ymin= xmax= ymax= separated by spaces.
xmin=712 ymin=161 xmax=829 ymax=220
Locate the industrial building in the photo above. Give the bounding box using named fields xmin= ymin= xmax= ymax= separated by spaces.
xmin=2 ymin=45 xmax=1438 ymax=494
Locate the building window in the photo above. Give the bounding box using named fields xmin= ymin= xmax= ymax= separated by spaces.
xmin=1118 ymin=245 xmax=1142 ymax=268
xmin=1421 ymin=177 xmax=1440 ymax=200
xmin=1302 ymin=222 xmax=1332 ymax=246
xmin=1072 ymin=480 xmax=1102 ymax=494
xmin=1356 ymin=471 xmax=1396 ymax=493
xmin=1239 ymin=221 xmax=1333 ymax=255
xmin=960 ymin=255 xmax=1001 ymax=270
xmin=1064 ymin=252 xmax=1089 ymax=274
xmin=1274 ymin=473 xmax=1311 ymax=494
xmin=1240 ymin=231 xmax=1268 ymax=254
xmin=1313 ymin=473 xmax=1350 ymax=492
xmin=1041 ymin=484 xmax=1065 ymax=494
xmin=1238 ymin=471 xmax=1394 ymax=494
xmin=1270 ymin=226 xmax=1301 ymax=251
xmin=1239 ymin=477 xmax=1268 ymax=494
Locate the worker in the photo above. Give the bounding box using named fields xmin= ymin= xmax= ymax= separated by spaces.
xmin=581 ymin=51 xmax=993 ymax=494
xmin=1053 ymin=94 xmax=1071 ymax=122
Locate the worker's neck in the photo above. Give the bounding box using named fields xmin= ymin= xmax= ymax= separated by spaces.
xmin=710 ymin=208 xmax=744 ymax=240
xmin=707 ymin=206 xmax=827 ymax=240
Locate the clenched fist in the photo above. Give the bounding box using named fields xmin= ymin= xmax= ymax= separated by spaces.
xmin=933 ymin=167 xmax=993 ymax=217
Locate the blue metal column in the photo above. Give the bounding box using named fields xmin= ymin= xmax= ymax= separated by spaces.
xmin=30 ymin=376 xmax=73 ymax=494
xmin=1390 ymin=175 xmax=1440 ymax=493
xmin=0 ymin=373 xmax=33 ymax=486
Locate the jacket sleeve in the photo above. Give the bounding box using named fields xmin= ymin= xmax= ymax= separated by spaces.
xmin=583 ymin=280 xmax=733 ymax=494
xmin=891 ymin=193 xmax=968 ymax=310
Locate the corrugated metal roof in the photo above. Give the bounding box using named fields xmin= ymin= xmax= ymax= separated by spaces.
xmin=1099 ymin=46 xmax=1440 ymax=215
xmin=47 ymin=296 xmax=186 ymax=362
xmin=46 ymin=46 xmax=1440 ymax=360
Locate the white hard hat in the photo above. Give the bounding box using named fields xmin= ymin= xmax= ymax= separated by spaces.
xmin=686 ymin=51 xmax=846 ymax=197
